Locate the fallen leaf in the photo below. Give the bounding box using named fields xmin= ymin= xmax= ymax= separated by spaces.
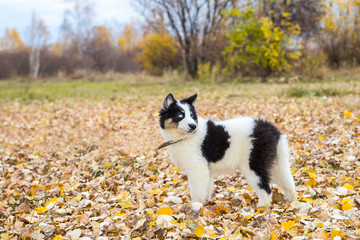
xmin=195 ymin=226 xmax=206 ymax=237
xmin=342 ymin=202 xmax=353 ymax=211
xmin=344 ymin=111 xmax=351 ymax=118
xmin=281 ymin=220 xmax=295 ymax=230
xmin=330 ymin=229 xmax=344 ymax=239
xmin=156 ymin=207 xmax=173 ymax=216
xmin=120 ymin=201 xmax=132 ymax=209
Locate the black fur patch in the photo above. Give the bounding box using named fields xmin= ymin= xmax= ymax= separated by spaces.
xmin=159 ymin=103 xmax=184 ymax=129
xmin=201 ymin=120 xmax=230 ymax=163
xmin=180 ymin=94 xmax=198 ymax=122
xmin=249 ymin=119 xmax=281 ymax=194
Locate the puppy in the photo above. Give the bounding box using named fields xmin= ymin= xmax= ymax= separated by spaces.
xmin=159 ymin=93 xmax=296 ymax=211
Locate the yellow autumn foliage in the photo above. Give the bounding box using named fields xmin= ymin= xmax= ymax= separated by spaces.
xmin=0 ymin=28 xmax=25 ymax=50
xmin=137 ymin=32 xmax=178 ymax=76
xmin=321 ymin=0 xmax=360 ymax=66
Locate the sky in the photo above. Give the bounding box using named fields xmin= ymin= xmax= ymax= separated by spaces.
xmin=0 ymin=0 xmax=141 ymax=43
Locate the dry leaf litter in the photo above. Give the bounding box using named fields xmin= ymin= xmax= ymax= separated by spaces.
xmin=0 ymin=93 xmax=359 ymax=239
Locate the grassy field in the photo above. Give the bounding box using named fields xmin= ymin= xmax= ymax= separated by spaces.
xmin=0 ymin=76 xmax=359 ymax=103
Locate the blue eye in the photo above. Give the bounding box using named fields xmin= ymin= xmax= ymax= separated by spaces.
xmin=178 ymin=113 xmax=184 ymax=118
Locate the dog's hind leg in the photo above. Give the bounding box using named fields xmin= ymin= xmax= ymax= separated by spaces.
xmin=271 ymin=135 xmax=297 ymax=202
xmin=240 ymin=166 xmax=272 ymax=207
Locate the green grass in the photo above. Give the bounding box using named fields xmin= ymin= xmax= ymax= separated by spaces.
xmin=284 ymin=83 xmax=359 ymax=97
xmin=0 ymin=77 xmax=359 ymax=103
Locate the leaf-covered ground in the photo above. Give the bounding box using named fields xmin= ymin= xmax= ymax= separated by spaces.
xmin=0 ymin=92 xmax=359 ymax=240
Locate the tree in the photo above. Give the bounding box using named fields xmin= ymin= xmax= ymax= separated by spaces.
xmin=88 ymin=26 xmax=114 ymax=72
xmin=320 ymin=0 xmax=360 ymax=67
xmin=257 ymin=0 xmax=324 ymax=38
xmin=136 ymin=0 xmax=237 ymax=78
xmin=137 ymin=32 xmax=178 ymax=76
xmin=0 ymin=28 xmax=25 ymax=50
xmin=60 ymin=0 xmax=95 ymax=57
xmin=118 ymin=22 xmax=141 ymax=52
xmin=27 ymin=12 xmax=49 ymax=79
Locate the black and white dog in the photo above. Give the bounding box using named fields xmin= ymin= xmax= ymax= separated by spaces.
xmin=159 ymin=93 xmax=296 ymax=211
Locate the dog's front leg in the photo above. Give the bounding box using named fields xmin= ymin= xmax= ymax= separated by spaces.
xmin=187 ymin=164 xmax=211 ymax=212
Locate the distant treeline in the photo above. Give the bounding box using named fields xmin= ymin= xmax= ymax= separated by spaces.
xmin=1 ymin=0 xmax=360 ymax=81
xmin=0 ymin=47 xmax=139 ymax=79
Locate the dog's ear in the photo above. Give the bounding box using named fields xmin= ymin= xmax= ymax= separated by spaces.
xmin=182 ymin=93 xmax=197 ymax=105
xmin=163 ymin=93 xmax=176 ymax=109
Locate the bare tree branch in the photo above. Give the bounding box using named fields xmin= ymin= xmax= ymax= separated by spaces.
xmin=136 ymin=0 xmax=236 ymax=78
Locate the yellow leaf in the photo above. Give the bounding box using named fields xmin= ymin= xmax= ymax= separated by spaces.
xmin=219 ymin=237 xmax=228 ymax=240
xmin=152 ymin=189 xmax=161 ymax=195
xmin=71 ymin=195 xmax=82 ymax=202
xmin=330 ymin=229 xmax=344 ymax=239
xmin=340 ymin=198 xmax=351 ymax=204
xmin=36 ymin=206 xmax=47 ymax=213
xmin=173 ymin=178 xmax=182 ymax=184
xmin=304 ymin=168 xmax=317 ymax=178
xmin=207 ymin=229 xmax=217 ymax=238
xmin=104 ymin=162 xmax=111 ymax=168
xmin=156 ymin=207 xmax=173 ymax=216
xmin=31 ymin=183 xmax=42 ymax=194
xmin=149 ymin=221 xmax=156 ymax=226
xmin=116 ymin=192 xmax=128 ymax=200
xmin=244 ymin=215 xmax=252 ymax=221
xmin=53 ymin=236 xmax=67 ymax=240
xmin=113 ymin=212 xmax=126 ymax=217
xmin=343 ymin=183 xmax=354 ymax=190
xmin=281 ymin=220 xmax=295 ymax=230
xmin=270 ymin=232 xmax=278 ymax=240
xmin=172 ymin=167 xmax=178 ymax=172
xmin=226 ymin=187 xmax=237 ymax=192
xmin=342 ymin=202 xmax=353 ymax=211
xmin=319 ymin=135 xmax=325 ymax=141
xmin=45 ymin=197 xmax=58 ymax=207
xmin=344 ymin=111 xmax=351 ymax=118
xmin=120 ymin=201 xmax=132 ymax=209
xmin=305 ymin=178 xmax=317 ymax=187
xmin=214 ymin=206 xmax=229 ymax=215
xmin=195 ymin=226 xmax=206 ymax=237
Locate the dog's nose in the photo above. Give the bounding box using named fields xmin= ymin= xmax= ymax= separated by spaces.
xmin=188 ymin=123 xmax=197 ymax=131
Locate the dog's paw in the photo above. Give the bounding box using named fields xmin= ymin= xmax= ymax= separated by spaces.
xmin=257 ymin=197 xmax=272 ymax=208
xmin=191 ymin=202 xmax=203 ymax=213
xmin=287 ymin=191 xmax=297 ymax=202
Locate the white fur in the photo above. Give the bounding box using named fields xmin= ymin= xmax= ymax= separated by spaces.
xmin=160 ymin=103 xmax=296 ymax=210
xmin=177 ymin=102 xmax=197 ymax=132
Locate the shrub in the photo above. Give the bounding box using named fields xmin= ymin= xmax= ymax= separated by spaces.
xmin=0 ymin=49 xmax=29 ymax=79
xmin=137 ymin=32 xmax=178 ymax=76
xmin=223 ymin=8 xmax=302 ymax=77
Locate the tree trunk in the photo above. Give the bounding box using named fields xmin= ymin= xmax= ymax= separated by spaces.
xmin=29 ymin=47 xmax=40 ymax=79
xmin=183 ymin=39 xmax=198 ymax=78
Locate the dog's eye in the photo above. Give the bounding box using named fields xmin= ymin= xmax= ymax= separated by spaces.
xmin=178 ymin=113 xmax=184 ymax=118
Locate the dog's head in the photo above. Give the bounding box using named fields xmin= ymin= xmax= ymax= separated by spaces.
xmin=159 ymin=93 xmax=198 ymax=133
